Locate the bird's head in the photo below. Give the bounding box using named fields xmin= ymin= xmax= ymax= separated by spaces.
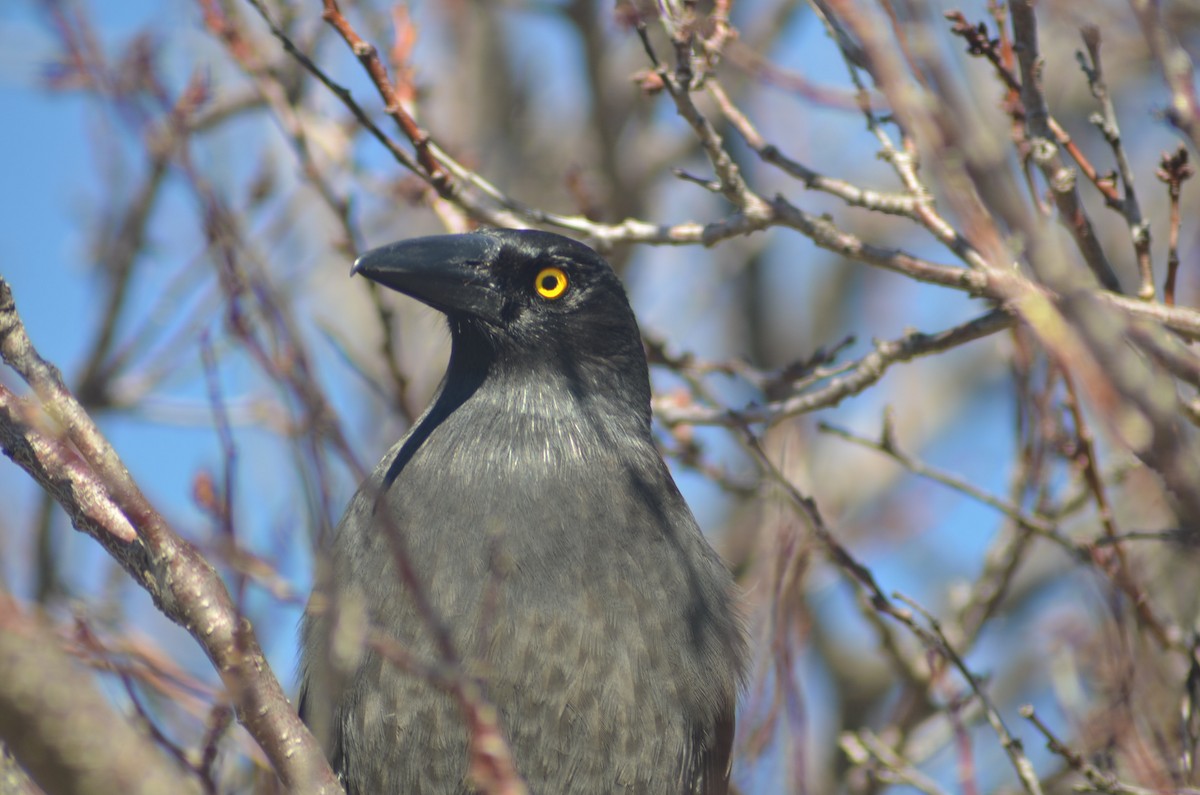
xmin=353 ymin=228 xmax=652 ymax=423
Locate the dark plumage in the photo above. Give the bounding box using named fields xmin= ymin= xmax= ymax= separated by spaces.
xmin=300 ymin=228 xmax=744 ymax=794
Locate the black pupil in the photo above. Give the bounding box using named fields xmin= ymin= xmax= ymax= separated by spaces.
xmin=541 ymin=274 xmax=559 ymax=291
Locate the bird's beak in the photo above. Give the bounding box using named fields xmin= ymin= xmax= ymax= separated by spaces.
xmin=352 ymin=234 xmax=504 ymax=325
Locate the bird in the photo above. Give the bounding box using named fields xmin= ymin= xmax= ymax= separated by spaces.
xmin=299 ymin=228 xmax=745 ymax=795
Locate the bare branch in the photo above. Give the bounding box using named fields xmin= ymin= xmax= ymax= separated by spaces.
xmin=0 ymin=279 xmax=342 ymax=795
xmin=656 ymin=309 xmax=1012 ymax=426
xmin=1010 ymin=1 xmax=1121 ymax=292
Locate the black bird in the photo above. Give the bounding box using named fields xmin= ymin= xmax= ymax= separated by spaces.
xmin=300 ymin=228 xmax=745 ymax=795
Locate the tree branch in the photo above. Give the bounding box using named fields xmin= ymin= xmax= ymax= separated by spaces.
xmin=0 ymin=279 xmax=342 ymax=795
xmin=0 ymin=598 xmax=202 ymax=795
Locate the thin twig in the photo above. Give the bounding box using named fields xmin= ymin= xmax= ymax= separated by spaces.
xmin=319 ymin=0 xmax=449 ymax=190
xmin=655 ymin=309 xmax=1013 ymax=426
xmin=816 ymin=416 xmax=1067 ymax=547
xmin=1079 ymin=26 xmax=1153 ymax=299
xmin=1022 ymin=705 xmax=1177 ymax=795
xmin=1157 ymin=147 xmax=1193 ymax=306
xmin=895 ymin=595 xmax=1046 ymax=795
xmin=1009 ymin=1 xmax=1121 ymax=292
xmin=842 ymin=730 xmax=954 ymax=795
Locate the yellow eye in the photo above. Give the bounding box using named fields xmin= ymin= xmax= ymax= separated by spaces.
xmin=534 ymin=266 xmax=568 ymax=300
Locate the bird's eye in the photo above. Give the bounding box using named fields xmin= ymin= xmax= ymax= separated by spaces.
xmin=534 ymin=267 xmax=569 ymax=300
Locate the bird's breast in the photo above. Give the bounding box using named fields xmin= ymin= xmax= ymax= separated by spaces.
xmin=323 ymin=390 xmax=740 ymax=794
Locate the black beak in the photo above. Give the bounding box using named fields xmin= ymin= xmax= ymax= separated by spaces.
xmin=352 ymin=234 xmax=505 ymax=325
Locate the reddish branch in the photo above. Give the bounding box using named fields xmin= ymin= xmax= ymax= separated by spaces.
xmin=320 ymin=0 xmax=449 ymax=190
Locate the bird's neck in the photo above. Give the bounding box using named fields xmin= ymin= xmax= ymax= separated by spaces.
xmin=399 ymin=340 xmax=650 ymax=478
xmin=445 ymin=333 xmax=652 ymax=430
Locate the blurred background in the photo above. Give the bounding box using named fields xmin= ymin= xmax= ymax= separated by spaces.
xmin=2 ymin=0 xmax=1200 ymax=793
